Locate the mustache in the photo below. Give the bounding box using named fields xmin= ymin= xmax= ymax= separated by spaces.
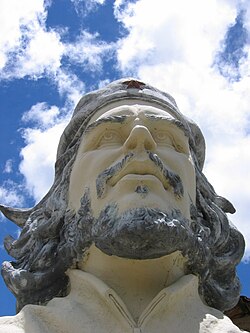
xmin=96 ymin=152 xmax=133 ymax=198
xmin=96 ymin=152 xmax=184 ymax=199
xmin=148 ymin=152 xmax=184 ymax=197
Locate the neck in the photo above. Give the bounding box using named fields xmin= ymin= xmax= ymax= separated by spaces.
xmin=79 ymin=245 xmax=186 ymax=321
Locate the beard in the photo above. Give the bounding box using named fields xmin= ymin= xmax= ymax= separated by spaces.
xmin=92 ymin=204 xmax=198 ymax=260
xmin=61 ymin=188 xmax=207 ymax=265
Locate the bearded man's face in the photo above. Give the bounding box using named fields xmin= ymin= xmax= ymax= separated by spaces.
xmin=68 ymin=101 xmax=196 ymax=222
xmin=67 ymin=101 xmax=196 ymax=259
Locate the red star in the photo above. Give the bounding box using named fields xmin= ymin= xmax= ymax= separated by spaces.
xmin=123 ymin=79 xmax=146 ymax=90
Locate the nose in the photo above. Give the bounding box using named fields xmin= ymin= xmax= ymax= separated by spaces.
xmin=123 ymin=125 xmax=157 ymax=153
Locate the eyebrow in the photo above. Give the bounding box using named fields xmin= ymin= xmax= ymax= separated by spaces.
xmin=84 ymin=113 xmax=189 ymax=137
xmin=144 ymin=114 xmax=189 ymax=137
xmin=84 ymin=115 xmax=127 ymax=133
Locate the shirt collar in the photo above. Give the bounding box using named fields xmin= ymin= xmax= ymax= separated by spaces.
xmin=67 ymin=269 xmax=201 ymax=327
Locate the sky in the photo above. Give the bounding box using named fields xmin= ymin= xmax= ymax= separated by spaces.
xmin=0 ymin=0 xmax=249 ymax=316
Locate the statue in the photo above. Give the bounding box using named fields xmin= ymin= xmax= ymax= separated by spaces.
xmin=0 ymin=78 xmax=247 ymax=332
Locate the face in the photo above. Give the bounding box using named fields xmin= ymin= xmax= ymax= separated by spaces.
xmin=68 ymin=103 xmax=196 ymax=220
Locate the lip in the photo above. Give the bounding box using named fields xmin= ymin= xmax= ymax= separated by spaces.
xmin=109 ymin=161 xmax=171 ymax=191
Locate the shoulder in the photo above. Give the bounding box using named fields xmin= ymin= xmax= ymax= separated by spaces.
xmin=0 ymin=304 xmax=49 ymax=333
xmin=0 ymin=314 xmax=25 ymax=333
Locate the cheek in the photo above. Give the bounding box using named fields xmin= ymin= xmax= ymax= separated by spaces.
xmin=68 ymin=149 xmax=123 ymax=209
xmin=77 ymin=149 xmax=122 ymax=181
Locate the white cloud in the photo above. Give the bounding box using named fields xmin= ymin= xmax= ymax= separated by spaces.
xmin=17 ymin=29 xmax=65 ymax=78
xmin=72 ymin=0 xmax=106 ymax=6
xmin=115 ymin=0 xmax=237 ymax=72
xmin=3 ymin=160 xmax=13 ymax=174
xmin=18 ymin=70 xmax=85 ymax=202
xmin=114 ymin=0 xmax=250 ymax=257
xmin=0 ymin=4 xmax=65 ymax=80
xmin=18 ymin=74 xmax=84 ymax=202
xmin=22 ymin=103 xmax=60 ymax=128
xmin=0 ymin=0 xmax=111 ymax=84
xmin=70 ymin=0 xmax=106 ymax=16
xmin=0 ymin=182 xmax=24 ymax=207
xmin=0 ymin=0 xmax=46 ymax=70
xmin=65 ymin=31 xmax=113 ymax=72
xmin=204 ymin=138 xmax=250 ymax=256
xmin=18 ymin=71 xmax=85 ymax=202
xmin=54 ymin=69 xmax=85 ymax=107
xmin=20 ymin=119 xmax=69 ymax=202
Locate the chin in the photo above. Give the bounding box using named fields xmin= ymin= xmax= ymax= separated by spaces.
xmin=92 ymin=204 xmax=195 ymax=260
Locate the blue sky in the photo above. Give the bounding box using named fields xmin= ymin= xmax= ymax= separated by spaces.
xmin=0 ymin=0 xmax=250 ymax=316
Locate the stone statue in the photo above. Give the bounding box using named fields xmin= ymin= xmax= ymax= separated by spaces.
xmin=0 ymin=78 xmax=247 ymax=332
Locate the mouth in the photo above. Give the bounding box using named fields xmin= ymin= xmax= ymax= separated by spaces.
xmin=109 ymin=161 xmax=172 ymax=191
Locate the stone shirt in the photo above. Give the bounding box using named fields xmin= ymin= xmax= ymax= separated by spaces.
xmin=0 ymin=269 xmax=247 ymax=333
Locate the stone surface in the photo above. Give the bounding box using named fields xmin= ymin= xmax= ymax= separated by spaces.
xmin=0 ymin=78 xmax=246 ymax=332
xmin=0 ymin=270 xmax=247 ymax=333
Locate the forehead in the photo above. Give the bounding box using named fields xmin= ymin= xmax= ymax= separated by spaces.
xmin=88 ymin=99 xmax=176 ymax=125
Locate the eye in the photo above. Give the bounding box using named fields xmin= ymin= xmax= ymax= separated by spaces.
xmin=154 ymin=131 xmax=174 ymax=147
xmin=153 ymin=130 xmax=188 ymax=154
xmin=97 ymin=130 xmax=123 ymax=148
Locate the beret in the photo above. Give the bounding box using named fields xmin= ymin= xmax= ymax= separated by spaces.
xmin=57 ymin=78 xmax=205 ymax=169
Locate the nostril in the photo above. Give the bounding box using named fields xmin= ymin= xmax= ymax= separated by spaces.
xmin=124 ymin=136 xmax=136 ymax=150
xmin=145 ymin=139 xmax=156 ymax=151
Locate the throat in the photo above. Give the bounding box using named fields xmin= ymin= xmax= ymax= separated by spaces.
xmin=79 ymin=245 xmax=186 ymax=321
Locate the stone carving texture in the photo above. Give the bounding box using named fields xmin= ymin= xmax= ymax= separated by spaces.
xmin=0 ymin=78 xmax=245 ymax=319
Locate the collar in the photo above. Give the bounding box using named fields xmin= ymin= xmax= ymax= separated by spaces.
xmin=66 ymin=269 xmax=204 ymax=328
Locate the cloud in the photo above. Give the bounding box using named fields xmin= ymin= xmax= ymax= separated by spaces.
xmin=0 ymin=0 xmax=46 ymax=71
xmin=0 ymin=2 xmax=64 ymax=80
xmin=55 ymin=70 xmax=86 ymax=106
xmin=0 ymin=181 xmax=24 ymax=208
xmin=204 ymin=137 xmax=250 ymax=256
xmin=16 ymin=29 xmax=65 ymax=78
xmin=70 ymin=0 xmax=106 ymax=16
xmin=3 ymin=160 xmax=13 ymax=174
xmin=114 ymin=0 xmax=250 ymax=257
xmin=18 ymin=67 xmax=86 ymax=203
xmin=115 ymin=0 xmax=237 ymax=72
xmin=22 ymin=102 xmax=60 ymax=128
xmin=0 ymin=0 xmax=112 ymax=83
xmin=20 ymin=118 xmax=69 ymax=202
xmin=66 ymin=31 xmax=114 ymax=72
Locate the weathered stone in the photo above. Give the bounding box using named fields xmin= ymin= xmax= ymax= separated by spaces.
xmin=0 ymin=78 xmax=246 ymax=332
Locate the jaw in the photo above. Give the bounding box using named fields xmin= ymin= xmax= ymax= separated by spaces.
xmin=92 ymin=205 xmax=194 ymax=261
xmin=80 ymin=243 xmax=186 ymax=284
